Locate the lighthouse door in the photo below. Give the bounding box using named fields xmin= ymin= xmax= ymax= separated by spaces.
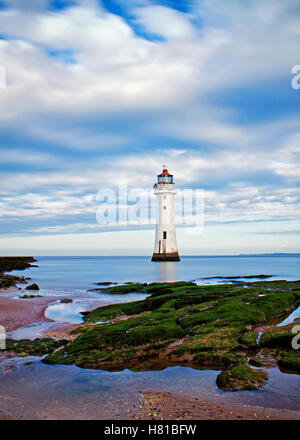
xmin=162 ymin=231 xmax=167 ymax=253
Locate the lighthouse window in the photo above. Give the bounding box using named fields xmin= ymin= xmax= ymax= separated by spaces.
xmin=163 ymin=206 xmax=166 ymax=209
xmin=163 ymin=231 xmax=167 ymax=239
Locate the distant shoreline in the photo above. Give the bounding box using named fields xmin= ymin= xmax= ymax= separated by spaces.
xmin=1 ymin=253 xmax=299 ymax=258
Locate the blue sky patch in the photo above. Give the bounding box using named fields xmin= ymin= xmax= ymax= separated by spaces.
xmin=48 ymin=0 xmax=77 ymax=11
xmin=45 ymin=48 xmax=77 ymax=64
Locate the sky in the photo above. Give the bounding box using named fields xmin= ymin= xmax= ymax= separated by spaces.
xmin=0 ymin=0 xmax=299 ymax=255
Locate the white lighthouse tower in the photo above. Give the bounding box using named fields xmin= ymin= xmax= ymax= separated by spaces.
xmin=152 ymin=167 xmax=180 ymax=261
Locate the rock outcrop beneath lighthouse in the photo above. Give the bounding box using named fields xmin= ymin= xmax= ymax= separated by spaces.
xmin=151 ymin=252 xmax=180 ymax=261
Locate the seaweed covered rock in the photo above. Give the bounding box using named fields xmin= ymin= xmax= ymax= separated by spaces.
xmin=0 ymin=256 xmax=37 ymax=273
xmin=0 ymin=257 xmax=38 ymax=290
xmin=238 ymin=330 xmax=259 ymax=349
xmin=249 ymin=350 xmax=277 ymax=368
xmin=89 ymin=283 xmax=147 ymax=294
xmin=8 ymin=279 xmax=300 ymax=391
xmin=216 ymin=364 xmax=268 ymax=391
xmin=277 ymin=350 xmax=300 ymax=372
xmin=260 ymin=323 xmax=299 ymax=349
xmin=167 ymin=325 xmax=247 ymax=368
xmin=0 ymin=274 xmax=22 ymax=289
xmin=5 ymin=338 xmax=68 ymax=356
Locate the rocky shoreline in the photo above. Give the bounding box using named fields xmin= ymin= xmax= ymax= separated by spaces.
xmin=0 ymin=257 xmax=38 ymax=289
xmin=4 ymin=279 xmax=300 ymax=393
xmin=1 ymin=263 xmax=300 ymax=420
xmin=0 ymin=256 xmax=54 ymax=331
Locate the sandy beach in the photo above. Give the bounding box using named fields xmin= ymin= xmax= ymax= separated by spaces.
xmin=1 ymin=381 xmax=299 ymax=420
xmin=43 ymin=322 xmax=82 ymax=340
xmin=136 ymin=391 xmax=300 ymax=420
xmin=0 ymin=290 xmax=55 ymax=331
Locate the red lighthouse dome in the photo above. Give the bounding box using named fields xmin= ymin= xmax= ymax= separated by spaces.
xmin=157 ymin=167 xmax=173 ymax=184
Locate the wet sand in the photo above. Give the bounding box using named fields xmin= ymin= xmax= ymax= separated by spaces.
xmin=1 ymin=383 xmax=298 ymax=420
xmin=136 ymin=391 xmax=300 ymax=420
xmin=43 ymin=322 xmax=82 ymax=340
xmin=0 ymin=291 xmax=55 ymax=331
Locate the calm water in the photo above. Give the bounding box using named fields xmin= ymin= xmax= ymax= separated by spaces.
xmin=8 ymin=255 xmax=300 ymax=327
xmin=1 ymin=354 xmax=300 ymax=419
xmin=11 ymin=255 xmax=300 ymax=289
xmin=2 ymin=254 xmax=300 ymax=418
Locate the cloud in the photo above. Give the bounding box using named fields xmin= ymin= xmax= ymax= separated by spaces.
xmin=271 ymin=132 xmax=300 ymax=181
xmin=0 ymin=148 xmax=56 ymax=164
xmin=132 ymin=5 xmax=197 ymax=40
xmin=0 ymin=0 xmax=297 ymax=122
xmin=0 ymin=0 xmax=299 ymax=253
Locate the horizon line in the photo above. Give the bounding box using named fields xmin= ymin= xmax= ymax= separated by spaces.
xmin=1 ymin=253 xmax=300 ymax=258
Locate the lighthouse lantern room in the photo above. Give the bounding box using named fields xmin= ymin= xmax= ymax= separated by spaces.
xmin=152 ymin=167 xmax=180 ymax=261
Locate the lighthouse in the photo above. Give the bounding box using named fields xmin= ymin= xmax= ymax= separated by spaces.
xmin=152 ymin=167 xmax=180 ymax=261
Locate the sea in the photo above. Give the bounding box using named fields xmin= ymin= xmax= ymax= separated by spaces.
xmin=1 ymin=254 xmax=300 ymax=418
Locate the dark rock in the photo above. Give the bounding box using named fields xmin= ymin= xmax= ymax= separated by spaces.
xmin=18 ymin=276 xmax=27 ymax=284
xmin=95 ymin=282 xmax=117 ymax=286
xmin=25 ymin=283 xmax=40 ymax=291
xmin=202 ymin=274 xmax=273 ymax=280
xmin=19 ymin=294 xmax=42 ymax=298
xmin=0 ymin=274 xmax=26 ymax=289
xmin=60 ymin=298 xmax=73 ymax=303
xmin=0 ymin=257 xmax=38 ymax=289
xmin=0 ymin=256 xmax=37 ymax=272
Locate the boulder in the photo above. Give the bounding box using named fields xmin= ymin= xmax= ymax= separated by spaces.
xmin=25 ymin=283 xmax=40 ymax=291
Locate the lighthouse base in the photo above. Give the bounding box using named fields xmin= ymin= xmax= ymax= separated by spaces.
xmin=151 ymin=252 xmax=180 ymax=262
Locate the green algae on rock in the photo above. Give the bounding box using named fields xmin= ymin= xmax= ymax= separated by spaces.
xmin=238 ymin=329 xmax=258 ymax=349
xmin=216 ymin=364 xmax=268 ymax=391
xmin=277 ymin=350 xmax=300 ymax=372
xmin=88 ymin=283 xmax=147 ymax=294
xmin=4 ymin=280 xmax=300 ymax=391
xmin=0 ymin=257 xmax=38 ymax=289
xmin=43 ymin=280 xmax=300 ymax=390
xmin=0 ymin=256 xmax=37 ymax=273
xmin=5 ymin=338 xmax=68 ymax=356
xmin=260 ymin=323 xmax=298 ymax=348
xmin=257 ymin=324 xmax=300 ymax=374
